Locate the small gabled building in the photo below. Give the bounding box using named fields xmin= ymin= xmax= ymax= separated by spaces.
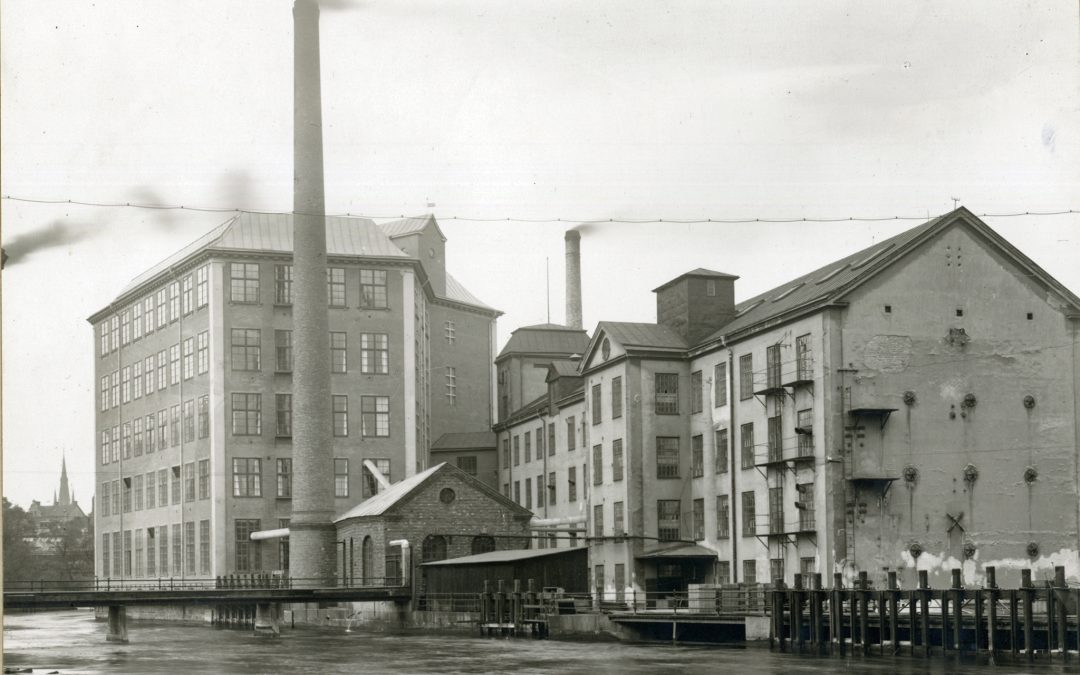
xmin=333 ymin=462 xmax=532 ymax=587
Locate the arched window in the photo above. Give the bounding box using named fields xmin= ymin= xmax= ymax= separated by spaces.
xmin=361 ymin=536 xmax=373 ymax=585
xmin=471 ymin=535 xmax=496 ymax=555
xmin=422 ymin=535 xmax=448 ymax=562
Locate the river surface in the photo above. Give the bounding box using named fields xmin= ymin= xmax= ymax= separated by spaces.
xmin=4 ymin=610 xmax=1080 ymax=674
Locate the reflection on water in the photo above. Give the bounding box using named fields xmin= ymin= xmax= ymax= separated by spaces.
xmin=4 ymin=610 xmax=1079 ymax=675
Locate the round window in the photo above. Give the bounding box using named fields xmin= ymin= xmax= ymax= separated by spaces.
xmin=439 ymin=487 xmax=456 ymax=504
xmin=601 ymin=338 xmax=611 ymax=361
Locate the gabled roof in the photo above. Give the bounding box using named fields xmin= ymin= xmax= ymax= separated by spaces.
xmin=378 ymin=214 xmax=447 ymax=242
xmin=421 ymin=546 xmax=585 ymax=566
xmin=431 ymin=431 xmax=497 ymax=451
xmin=333 ymin=462 xmax=530 ymax=522
xmin=546 ymin=360 xmax=582 ymax=380
xmin=444 ymin=273 xmax=497 ymax=312
xmin=496 ymin=392 xmax=551 ymax=428
xmin=653 ymin=268 xmax=739 ymax=293
xmin=598 ymin=321 xmax=687 ymax=351
xmin=119 ymin=212 xmax=408 ymax=296
xmin=698 ymin=208 xmax=1080 ymax=344
xmin=497 ymin=324 xmax=591 ymax=359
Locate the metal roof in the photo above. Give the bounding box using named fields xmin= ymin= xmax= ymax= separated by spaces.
xmin=430 ymin=431 xmax=497 ymax=450
xmin=379 ymin=214 xmax=446 ymax=242
xmin=497 ymin=324 xmax=591 ymax=359
xmin=636 ymin=544 xmax=718 ymax=559
xmin=598 ymin=321 xmax=687 ymax=351
xmin=443 ymin=273 xmax=496 ymax=311
xmin=332 ymin=464 xmax=444 ymax=521
xmin=652 ymin=268 xmax=739 ymax=293
xmin=421 ymin=546 xmax=583 ymax=566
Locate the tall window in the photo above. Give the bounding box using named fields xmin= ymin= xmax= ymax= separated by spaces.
xmin=330 ymin=332 xmax=347 ymax=373
xmin=146 ymin=528 xmax=155 ymax=576
xmin=198 ymin=459 xmax=209 ymax=499
xmin=122 ymin=423 xmax=132 ymax=459
xmin=716 ymin=495 xmax=730 ymax=538
xmin=797 ymin=483 xmax=815 ymax=531
xmin=231 ymin=328 xmax=261 ymax=371
xmin=231 ymin=393 xmax=261 ymax=435
xmin=145 ymin=471 xmax=155 ymax=508
xmin=359 ymin=269 xmax=387 ymax=308
xmin=182 ymin=399 xmax=195 ymax=443
xmin=334 ymin=458 xmax=349 ymax=497
xmin=169 ymin=281 xmax=180 ymax=321
xmin=110 ymin=315 xmax=120 ymax=351
xmin=159 ymin=527 xmax=168 ymax=577
xmin=182 ymin=274 xmax=193 ymax=315
xmin=232 ymin=458 xmax=262 ymax=497
xmin=657 ymin=500 xmax=681 ymax=541
xmin=612 ymin=439 xmax=624 ymax=482
xmin=122 ymin=477 xmax=132 ymax=512
xmin=444 ymin=320 xmax=455 ymax=344
xmin=613 ymin=501 xmax=624 ymax=536
xmin=548 ymin=423 xmax=556 ymax=457
xmin=692 ymin=498 xmax=705 ymax=540
xmin=145 ymin=355 xmax=156 ymax=394
xmin=327 ymin=267 xmax=346 ymax=307
xmin=547 ymin=471 xmax=556 ymax=505
xmin=184 ymin=462 xmax=196 ymax=502
xmin=741 ymin=491 xmax=756 ymax=536
xmin=133 ymin=475 xmax=144 ymax=510
xmin=525 ymin=477 xmax=532 ymax=509
xmin=132 ymin=303 xmax=143 ymax=341
xmin=513 ymin=436 xmax=520 ymax=466
xmin=360 ymin=396 xmax=389 ymax=437
xmin=235 ymin=519 xmax=261 ymax=572
xmin=276 ymin=394 xmax=292 ymax=437
xmin=171 ymin=466 xmax=181 ymax=505
xmin=770 ymin=559 xmax=785 ymax=584
xmin=524 ymin=431 xmax=531 ymax=463
xmin=196 ymin=265 xmax=209 ymax=308
xmin=567 ymin=466 xmax=577 ymax=503
xmin=766 ymin=344 xmax=781 ymax=389
xmin=445 ymin=366 xmax=457 ymax=405
xmin=691 ymin=434 xmax=704 ymax=477
xmin=691 ymin=370 xmax=703 ymax=413
xmin=655 ymin=373 xmax=679 ymax=414
xmin=170 ymin=405 xmax=181 ymax=446
xmin=767 ymin=415 xmax=782 ymax=463
xmin=536 ymin=474 xmax=544 ymax=508
xmin=199 ymin=520 xmax=210 ymax=575
xmin=275 ymin=330 xmax=293 ymax=372
xmin=144 ymin=296 xmax=155 ymax=335
xmin=739 ymin=354 xmax=753 ymax=400
xmin=656 ymin=437 xmax=680 ymax=478
xmin=740 ymin=423 xmax=755 ymax=469
xmin=332 ymin=395 xmax=348 ymax=436
xmin=156 ymin=289 xmax=167 ymax=329
xmin=593 ymin=504 xmax=604 ymax=538
xmin=275 ymin=264 xmax=292 ymax=304
xmin=715 ymin=428 xmax=729 ymax=474
xmin=111 ymin=370 xmax=119 ymax=406
xmin=230 ymin=263 xmax=259 ymax=303
xmin=360 ymin=333 xmax=388 ymax=374
xmin=100 ymin=375 xmax=109 ymax=412
xmin=100 ymin=482 xmax=110 ymax=516
xmin=197 ymin=331 xmax=209 ymax=374
xmin=158 ymin=469 xmax=168 ymax=507
xmin=609 ymin=375 xmax=623 ymax=419
xmin=769 ymin=486 xmax=784 ymax=534
xmin=591 ymin=384 xmax=602 ymax=424
xmin=121 ymin=367 xmax=131 ymax=404
xmin=566 ymin=416 xmax=576 ymax=451
xmin=277 ymin=459 xmax=292 ymax=498
xmin=362 ymin=459 xmax=390 ymax=499
xmin=169 ymin=344 xmax=180 ymax=385
xmin=133 ymin=361 xmax=143 ymax=399
xmin=592 ymin=445 xmax=603 ymax=485
xmin=457 ymin=456 xmax=477 ymax=475
xmin=795 ymin=333 xmax=812 ymax=381
xmin=797 ymin=408 xmax=814 ymax=457
xmin=714 ymin=362 xmax=727 ymax=406
xmin=198 ymin=395 xmax=209 ymax=439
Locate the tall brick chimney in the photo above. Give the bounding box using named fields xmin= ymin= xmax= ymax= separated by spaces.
xmin=654 ymin=269 xmax=739 ymax=345
xmin=565 ymin=230 xmax=582 ymax=329
xmin=290 ymin=0 xmax=336 ymax=587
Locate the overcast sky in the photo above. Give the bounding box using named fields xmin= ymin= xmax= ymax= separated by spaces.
xmin=2 ymin=1 xmax=1077 ymax=510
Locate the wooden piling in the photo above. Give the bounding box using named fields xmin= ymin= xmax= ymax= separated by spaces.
xmin=811 ymin=573 xmax=824 ymax=652
xmin=793 ymin=574 xmax=804 ymax=650
xmin=987 ymin=566 xmax=998 ymax=658
xmin=952 ymin=568 xmax=963 ymax=653
xmin=1022 ymin=569 xmax=1034 ymax=659
xmin=1009 ymin=589 xmax=1019 ymax=657
xmin=774 ymin=579 xmax=787 ymax=652
xmin=858 ymin=571 xmax=870 ymax=656
xmin=832 ymin=573 xmax=843 ymax=655
xmin=887 ymin=571 xmax=898 ymax=654
xmin=1055 ymin=566 xmax=1067 ymax=658
xmin=919 ymin=570 xmax=930 ymax=657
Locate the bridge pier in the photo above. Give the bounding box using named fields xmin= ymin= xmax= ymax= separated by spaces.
xmin=254 ymin=602 xmax=282 ymax=637
xmin=106 ymin=605 xmax=128 ymax=643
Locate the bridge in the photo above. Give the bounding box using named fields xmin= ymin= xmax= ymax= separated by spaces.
xmin=3 ymin=576 xmax=412 ymax=642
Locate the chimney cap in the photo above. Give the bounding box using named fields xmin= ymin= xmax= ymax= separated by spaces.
xmin=564 ymin=229 xmax=581 ymax=241
xmin=652 ymin=268 xmax=739 ymax=293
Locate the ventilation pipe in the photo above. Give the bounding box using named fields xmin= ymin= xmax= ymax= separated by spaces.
xmin=565 ymin=230 xmax=582 ymax=329
xmin=250 ymin=528 xmax=291 ymax=541
xmin=389 ymin=539 xmax=411 ymax=586
xmin=363 ymin=460 xmax=392 ymax=491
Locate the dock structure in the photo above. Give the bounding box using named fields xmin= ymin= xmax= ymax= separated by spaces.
xmin=769 ymin=566 xmax=1079 ymax=661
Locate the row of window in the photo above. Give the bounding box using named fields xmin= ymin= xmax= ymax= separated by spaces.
xmin=100 ymin=397 xmax=210 ymax=465
xmin=591 ymin=558 xmax=813 ymax=589
xmin=504 ymin=463 xmax=585 ymax=509
xmin=232 ymin=393 xmax=390 ymax=438
xmin=505 ymin=416 xmax=577 ymax=467
xmin=231 ymin=263 xmax=388 ymax=309
xmin=99 ymin=461 xmax=209 ymax=517
xmin=590 ymin=376 xmax=623 ymax=424
xmin=99 ymin=267 xmax=209 ymax=358
xmin=231 ymin=457 xmax=391 ymax=500
xmin=100 ymin=522 xmax=211 ymax=578
xmin=236 ymin=329 xmax=390 ymax=375
xmin=100 ymin=333 xmax=209 ymax=411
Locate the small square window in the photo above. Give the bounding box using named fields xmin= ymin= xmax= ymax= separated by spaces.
xmin=884 ymin=305 xmax=892 ymax=314
xmin=956 ymin=308 xmax=963 ymax=317
xmin=1027 ymin=312 xmax=1033 ymax=320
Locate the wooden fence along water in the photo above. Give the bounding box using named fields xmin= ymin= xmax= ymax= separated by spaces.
xmin=770 ymin=566 xmax=1078 ymax=660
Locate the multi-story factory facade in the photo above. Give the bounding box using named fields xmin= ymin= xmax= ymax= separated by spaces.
xmin=90 ymin=212 xmax=499 ymax=580
xmin=496 ymin=208 xmax=1080 ymax=600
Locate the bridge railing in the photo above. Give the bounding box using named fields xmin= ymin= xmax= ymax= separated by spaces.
xmin=5 ymin=575 xmax=409 ymax=593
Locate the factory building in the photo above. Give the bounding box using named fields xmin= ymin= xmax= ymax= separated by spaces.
xmin=89 ymin=212 xmax=500 ymax=579
xmin=496 ymin=208 xmax=1080 ymax=601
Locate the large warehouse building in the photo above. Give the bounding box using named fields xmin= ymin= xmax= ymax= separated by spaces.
xmin=90 ymin=212 xmax=499 ymax=579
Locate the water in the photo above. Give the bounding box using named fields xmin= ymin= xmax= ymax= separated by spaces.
xmin=4 ymin=610 xmax=1079 ymax=674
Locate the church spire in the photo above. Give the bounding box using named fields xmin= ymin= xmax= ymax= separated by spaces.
xmin=58 ymin=454 xmax=71 ymax=506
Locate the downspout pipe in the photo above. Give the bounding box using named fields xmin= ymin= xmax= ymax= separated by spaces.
xmin=725 ymin=336 xmax=739 ymax=582
xmin=389 ymin=539 xmax=411 ymax=586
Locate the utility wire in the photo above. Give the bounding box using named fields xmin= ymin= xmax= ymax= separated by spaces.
xmin=2 ymin=194 xmax=1078 ymax=224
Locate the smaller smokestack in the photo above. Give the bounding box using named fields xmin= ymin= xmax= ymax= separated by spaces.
xmin=565 ymin=230 xmax=582 ymax=329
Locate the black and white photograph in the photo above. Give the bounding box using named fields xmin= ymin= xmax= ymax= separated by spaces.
xmin=2 ymin=1 xmax=1078 ymax=672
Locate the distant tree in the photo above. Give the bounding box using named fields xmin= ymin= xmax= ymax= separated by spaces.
xmin=46 ymin=516 xmax=95 ymax=582
xmin=3 ymin=498 xmax=37 ymax=584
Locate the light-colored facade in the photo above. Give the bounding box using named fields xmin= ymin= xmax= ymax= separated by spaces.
xmin=90 ymin=213 xmax=499 ymax=580
xmin=496 ymin=209 xmax=1080 ymax=600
